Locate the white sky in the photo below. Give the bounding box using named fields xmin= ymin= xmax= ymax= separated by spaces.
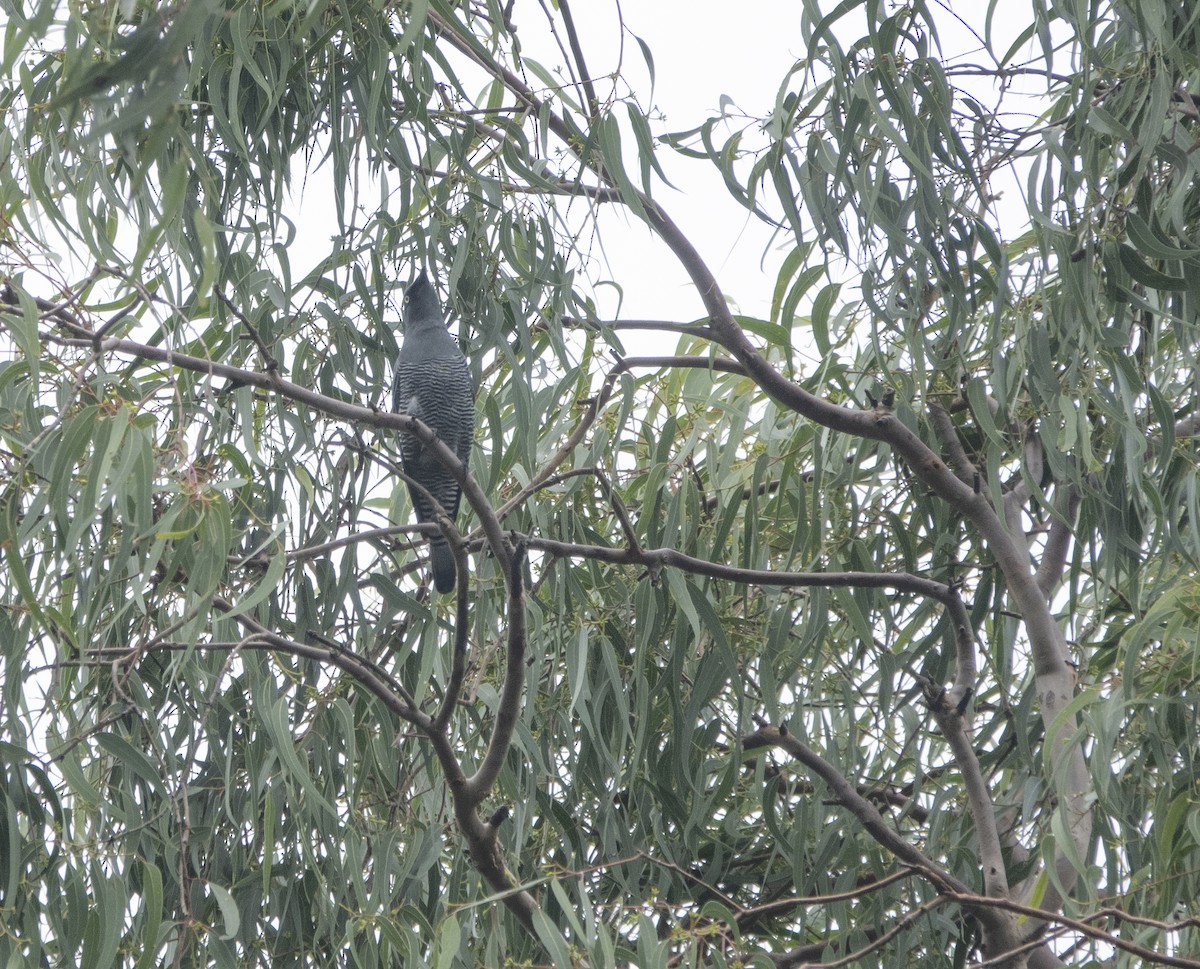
xmin=288 ymin=1 xmax=1039 ymax=344
xmin=502 ymin=0 xmax=1043 ymax=333
xmin=567 ymin=0 xmax=806 ymax=325
xmin=280 ymin=1 xmax=805 ymax=341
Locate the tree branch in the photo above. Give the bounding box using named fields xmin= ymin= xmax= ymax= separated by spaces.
xmin=562 ymin=315 xmax=716 ymax=340
xmin=526 ymin=534 xmax=977 ymax=701
xmin=736 ymin=869 xmax=916 ymax=930
xmin=927 ymin=397 xmax=979 ymax=487
xmin=774 ymin=897 xmax=946 ymax=969
xmin=418 ymin=17 xmax=1092 ymax=921
xmin=1034 ymin=487 xmax=1080 ymax=599
xmin=555 ymin=0 xmax=601 ymax=124
xmin=744 ymin=725 xmax=1021 ymax=957
xmin=464 ymin=541 xmax=528 ymax=800
xmin=925 ymin=695 xmax=1008 ymax=899
xmin=434 ymin=544 xmax=473 ymax=731
xmin=744 ymin=727 xmax=971 ymax=892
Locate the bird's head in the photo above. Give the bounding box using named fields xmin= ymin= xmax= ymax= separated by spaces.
xmin=402 ymin=270 xmax=444 ymax=329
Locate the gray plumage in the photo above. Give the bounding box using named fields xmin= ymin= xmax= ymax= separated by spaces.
xmin=392 ymin=271 xmax=475 ymax=593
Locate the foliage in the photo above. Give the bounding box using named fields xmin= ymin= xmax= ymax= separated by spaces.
xmin=2 ymin=0 xmax=1200 ymax=966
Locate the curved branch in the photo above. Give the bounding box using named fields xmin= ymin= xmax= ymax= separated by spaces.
xmin=434 ymin=545 xmax=472 ymax=731
xmin=525 ymin=534 xmax=977 ymax=701
xmin=745 ymin=728 xmax=1020 ymax=960
xmin=743 ymin=726 xmax=976 ymax=893
xmin=125 ymin=599 xmax=541 ymax=930
xmin=465 ymin=542 xmax=528 ymax=799
xmin=49 ymin=331 xmax=510 ymax=570
xmin=592 ymin=467 xmax=641 ymax=553
xmin=422 ymin=9 xmax=1091 ymax=919
xmin=925 ymin=698 xmax=1008 ymax=899
xmin=286 ymin=524 xmax=417 ymax=563
xmin=1034 ymin=486 xmax=1080 ymax=599
xmin=42 ymin=328 xmax=540 ymax=930
xmin=209 ymin=597 xmax=426 ymax=724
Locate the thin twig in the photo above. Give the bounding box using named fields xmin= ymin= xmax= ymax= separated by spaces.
xmin=557 ymin=0 xmax=601 ymax=123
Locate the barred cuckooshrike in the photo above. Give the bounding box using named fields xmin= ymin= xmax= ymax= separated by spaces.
xmin=391 ymin=271 xmax=475 ymax=593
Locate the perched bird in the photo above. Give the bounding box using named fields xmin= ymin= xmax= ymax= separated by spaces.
xmin=392 ymin=271 xmax=476 ymax=593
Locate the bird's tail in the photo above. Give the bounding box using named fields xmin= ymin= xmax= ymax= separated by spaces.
xmin=429 ymin=538 xmax=457 ymax=594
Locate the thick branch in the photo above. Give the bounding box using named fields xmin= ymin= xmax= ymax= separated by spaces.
xmin=927 ymin=398 xmax=979 ymax=488
xmin=926 ymin=698 xmax=1008 ymax=899
xmin=420 ymin=15 xmax=1091 ymax=916
xmin=1034 ymin=487 xmax=1080 ymax=599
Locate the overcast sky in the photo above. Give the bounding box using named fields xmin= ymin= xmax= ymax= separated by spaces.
xmin=284 ymin=0 xmax=1040 ymax=350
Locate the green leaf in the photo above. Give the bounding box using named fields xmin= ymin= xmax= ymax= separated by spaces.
xmin=735 ymin=314 xmax=791 ymax=348
xmin=1116 ymin=242 xmax=1189 ymax=291
xmin=595 ymin=113 xmax=647 ymax=221
xmin=207 ymin=882 xmax=241 ymax=941
xmin=434 ymin=915 xmax=460 ymax=969
xmin=531 ymin=907 xmax=576 ymax=969
xmin=133 ymin=862 xmax=164 ymax=969
xmin=810 ymin=282 xmax=841 ymax=355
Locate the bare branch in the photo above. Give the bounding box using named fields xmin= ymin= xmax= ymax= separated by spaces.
xmin=435 ymin=544 xmax=473 ymax=731
xmin=562 ymin=315 xmax=715 ymax=340
xmin=736 ymin=869 xmax=916 ymax=929
xmin=1034 ymin=486 xmax=1080 ymax=599
xmin=615 ymin=353 xmax=746 ymax=374
xmin=777 ymin=898 xmax=946 ymax=969
xmin=556 ymin=0 xmax=601 ymax=123
xmin=744 ymin=726 xmax=970 ymax=893
xmin=215 ymin=288 xmax=280 ymax=372
xmin=928 ymin=397 xmax=979 ymax=487
xmin=526 ymin=534 xmax=977 ymax=699
xmin=465 ymin=541 xmax=528 ymax=800
xmin=925 ymin=698 xmax=1008 ymax=899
